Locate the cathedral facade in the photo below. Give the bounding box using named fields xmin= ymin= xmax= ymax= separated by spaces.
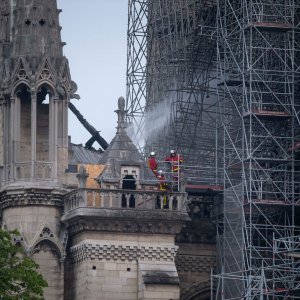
xmin=0 ymin=1 xmax=216 ymax=299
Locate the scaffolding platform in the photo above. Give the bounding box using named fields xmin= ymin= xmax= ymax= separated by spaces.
xmin=243 ymin=109 xmax=291 ymax=118
xmin=244 ymin=198 xmax=299 ymax=206
xmin=244 ymin=22 xmax=294 ymax=32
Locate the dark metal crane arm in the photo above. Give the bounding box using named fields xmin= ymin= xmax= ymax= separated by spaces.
xmin=68 ymin=102 xmax=109 ymax=151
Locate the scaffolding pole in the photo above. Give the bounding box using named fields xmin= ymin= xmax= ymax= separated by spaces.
xmin=126 ymin=0 xmax=221 ymax=187
xmin=215 ymin=0 xmax=300 ymax=298
xmin=126 ymin=0 xmax=148 ymax=152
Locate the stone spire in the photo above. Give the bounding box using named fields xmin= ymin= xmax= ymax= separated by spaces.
xmin=0 ymin=0 xmax=75 ymax=99
xmin=98 ymin=97 xmax=157 ymax=188
xmin=0 ymin=0 xmax=76 ymax=186
xmin=99 ymin=96 xmax=144 ymax=167
xmin=11 ymin=0 xmax=64 ymax=59
xmin=115 ymin=96 xmax=127 ymax=133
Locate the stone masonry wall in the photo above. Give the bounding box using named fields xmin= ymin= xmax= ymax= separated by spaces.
xmin=2 ymin=205 xmax=64 ymax=300
xmin=69 ymin=233 xmax=180 ymax=300
xmin=176 ymin=243 xmax=216 ymax=299
xmin=2 ymin=205 xmax=61 ymax=243
xmin=72 ymin=259 xmax=138 ymax=300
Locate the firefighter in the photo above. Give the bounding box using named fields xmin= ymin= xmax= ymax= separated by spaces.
xmin=157 ymin=170 xmax=169 ymax=208
xmin=165 ymin=149 xmax=184 ymax=190
xmin=157 ymin=170 xmax=168 ymax=190
xmin=148 ymin=151 xmax=158 ymax=177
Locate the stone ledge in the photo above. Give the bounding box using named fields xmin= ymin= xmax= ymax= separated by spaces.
xmin=62 ymin=208 xmax=189 ymax=235
xmin=175 ymin=254 xmax=216 ymax=273
xmin=143 ymin=271 xmax=179 ymax=285
xmin=0 ymin=188 xmax=64 ymax=209
xmin=62 ymin=207 xmax=189 ymax=221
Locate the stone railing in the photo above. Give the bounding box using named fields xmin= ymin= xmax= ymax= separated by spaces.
xmin=64 ymin=188 xmax=187 ymax=213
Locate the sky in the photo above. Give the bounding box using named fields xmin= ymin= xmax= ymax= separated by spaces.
xmin=57 ymin=0 xmax=128 ymax=147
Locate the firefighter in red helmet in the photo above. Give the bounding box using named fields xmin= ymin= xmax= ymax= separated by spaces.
xmin=148 ymin=151 xmax=158 ymax=177
xmin=165 ymin=149 xmax=184 ymax=190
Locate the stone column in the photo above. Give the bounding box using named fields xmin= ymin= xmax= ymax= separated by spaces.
xmin=53 ymin=97 xmax=58 ymax=179
xmin=3 ymin=98 xmax=9 ymax=184
xmin=9 ymin=96 xmax=15 ymax=181
xmin=0 ymin=98 xmax=6 ymax=186
xmin=60 ymin=257 xmax=65 ymax=300
xmin=49 ymin=95 xmax=58 ymax=179
xmin=63 ymin=98 xmax=68 ymax=148
xmin=31 ymin=90 xmax=36 ymax=181
xmin=49 ymin=94 xmax=54 ymax=174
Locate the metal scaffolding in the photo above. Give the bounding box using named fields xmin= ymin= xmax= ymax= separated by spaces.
xmin=126 ymin=0 xmax=148 ymax=151
xmin=126 ymin=0 xmax=300 ymax=298
xmin=126 ymin=0 xmax=221 ymax=182
xmin=215 ymin=0 xmax=300 ymax=298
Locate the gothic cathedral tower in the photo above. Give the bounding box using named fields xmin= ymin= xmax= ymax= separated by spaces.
xmin=0 ymin=0 xmax=75 ymax=298
xmin=0 ymin=2 xmax=190 ymax=300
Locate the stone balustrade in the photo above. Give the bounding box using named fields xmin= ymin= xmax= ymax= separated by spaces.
xmin=64 ymin=188 xmax=187 ymax=213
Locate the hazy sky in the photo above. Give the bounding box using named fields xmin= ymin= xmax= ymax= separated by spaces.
xmin=57 ymin=0 xmax=128 ymax=147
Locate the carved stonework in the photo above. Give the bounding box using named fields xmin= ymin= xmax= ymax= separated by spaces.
xmin=60 ymin=229 xmax=68 ymax=253
xmin=37 ymin=59 xmax=56 ymax=83
xmin=0 ymin=0 xmax=9 ymax=15
xmin=30 ymin=224 xmax=63 ymax=257
xmin=181 ymin=280 xmax=212 ymax=300
xmin=40 ymin=226 xmax=54 ymax=238
xmin=12 ymin=232 xmax=27 ymax=249
xmin=0 ymin=189 xmax=64 ymax=210
xmin=0 ymin=0 xmax=9 ymax=42
xmin=32 ymin=240 xmax=61 ymax=260
xmin=71 ymin=242 xmax=178 ymax=263
xmin=175 ymin=254 xmax=216 ymax=274
xmin=76 ymin=165 xmax=88 ymax=188
xmin=67 ymin=217 xmax=183 ymax=235
xmin=12 ymin=59 xmax=30 ymax=85
xmin=176 ymin=195 xmax=216 ymax=244
xmin=63 ymin=208 xmax=188 ymax=235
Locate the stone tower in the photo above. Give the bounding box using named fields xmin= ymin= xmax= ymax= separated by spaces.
xmin=0 ymin=2 xmax=191 ymax=300
xmin=0 ymin=0 xmax=75 ymax=299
